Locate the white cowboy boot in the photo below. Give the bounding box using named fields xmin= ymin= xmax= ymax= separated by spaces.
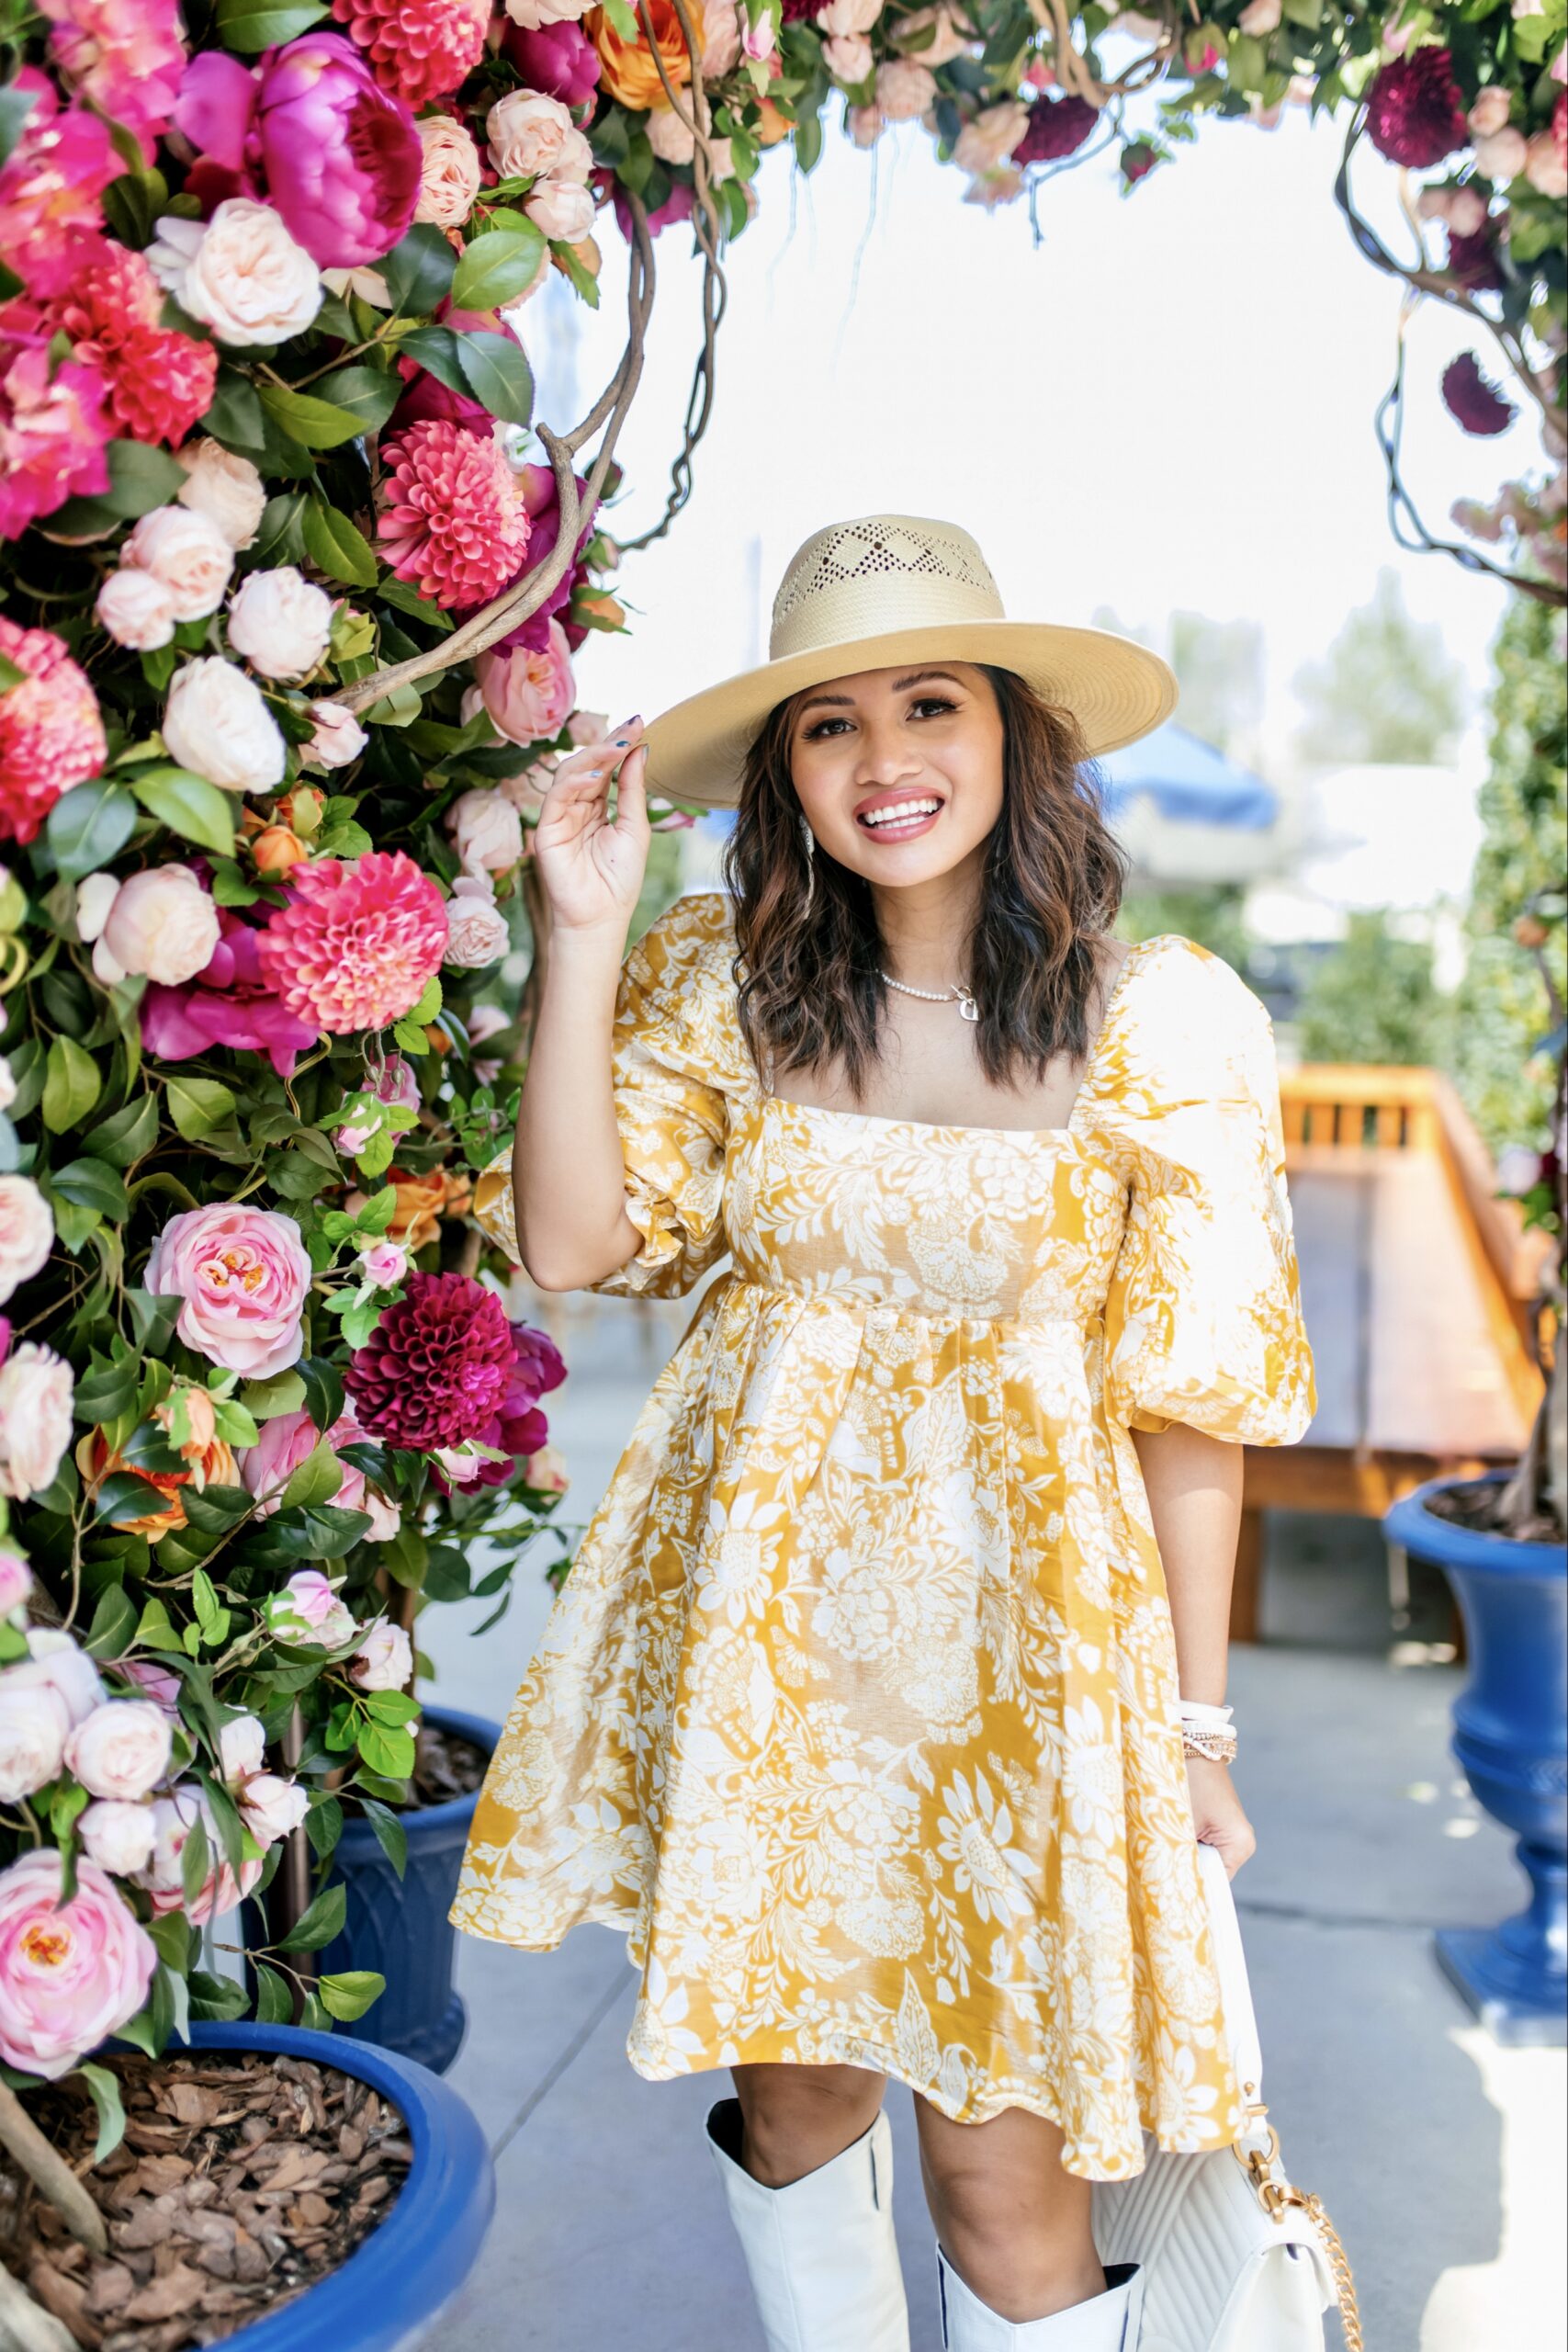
xmin=705 ymin=2097 xmax=910 ymax=2352
xmin=937 ymin=2248 xmax=1142 ymax=2350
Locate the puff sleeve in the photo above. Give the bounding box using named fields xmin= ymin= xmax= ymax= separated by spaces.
xmin=473 ymin=891 xmax=741 ymax=1300
xmin=1101 ymin=946 xmax=1315 ymax=1446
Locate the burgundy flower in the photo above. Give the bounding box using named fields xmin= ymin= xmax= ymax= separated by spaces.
xmin=345 ymin=1272 xmax=516 ymax=1451
xmin=782 ymin=0 xmax=829 ymax=16
xmin=1445 ymin=228 xmax=1504 ymax=291
xmin=426 ymin=1317 xmax=568 ymax=1491
xmin=1441 ymin=351 xmax=1516 ymax=435
xmin=501 ymin=17 xmax=601 ymax=106
xmin=1120 ymin=141 xmax=1156 ymax=185
xmin=1013 ymin=95 xmax=1097 ymax=168
xmin=1365 ymin=48 xmax=1468 ymax=170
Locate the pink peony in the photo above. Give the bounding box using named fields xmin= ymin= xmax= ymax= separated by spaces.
xmin=0 ymin=1851 xmax=158 ymax=2077
xmin=475 ymin=616 xmax=576 ymax=747
xmin=0 ymin=75 xmax=121 ymax=299
xmin=0 ymin=343 xmax=112 ymax=544
xmin=332 ymin=0 xmax=490 ymax=105
xmin=377 ymin=419 xmax=531 ymax=611
xmin=39 ymin=0 xmax=186 ymax=163
xmin=141 ymin=1784 xmax=262 ymax=1925
xmin=0 ymin=620 xmax=106 ymax=851
xmin=1366 ymin=47 xmax=1469 ymax=168
xmin=239 ymin=1405 xmax=376 ymax=1520
xmin=176 ymin=34 xmax=422 ymax=271
xmin=144 ymin=1203 xmax=311 ymax=1379
xmin=55 ymin=245 xmax=217 ymax=449
xmin=345 ymin=1271 xmax=517 ymax=1450
xmin=256 ymin=851 xmax=448 ymax=1035
xmin=501 ymin=16 xmax=601 ymax=104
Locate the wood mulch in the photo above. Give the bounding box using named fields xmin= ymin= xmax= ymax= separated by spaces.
xmin=1421 ymin=1474 xmax=1561 ymax=1545
xmin=406 ymin=1722 xmax=488 ymax=1810
xmin=0 ymin=2052 xmax=413 ymax=2351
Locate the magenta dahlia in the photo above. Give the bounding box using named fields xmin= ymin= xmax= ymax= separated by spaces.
xmin=1441 ymin=351 xmax=1516 ymax=435
xmin=1365 ymin=48 xmax=1468 ymax=170
xmin=345 ymin=1272 xmax=516 ymax=1450
xmin=1014 ymin=95 xmax=1097 ymax=168
xmin=377 ymin=419 xmax=532 ymax=612
xmin=57 ymin=246 xmax=218 ymax=448
xmin=331 ymin=0 xmax=488 ymax=107
xmin=0 ymin=616 xmax=107 ymax=846
xmin=255 ymin=851 xmax=448 ymax=1035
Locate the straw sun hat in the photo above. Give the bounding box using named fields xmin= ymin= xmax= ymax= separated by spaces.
xmin=642 ymin=514 xmax=1179 ymax=809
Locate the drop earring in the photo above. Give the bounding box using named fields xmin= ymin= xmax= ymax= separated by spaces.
xmin=800 ymin=818 xmax=816 ymax=910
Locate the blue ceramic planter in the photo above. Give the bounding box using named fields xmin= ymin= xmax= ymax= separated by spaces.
xmin=1386 ymin=1474 xmax=1567 ymax=2047
xmin=320 ymin=1705 xmax=500 ymax=2075
xmin=172 ymin=2022 xmax=491 ymax=2352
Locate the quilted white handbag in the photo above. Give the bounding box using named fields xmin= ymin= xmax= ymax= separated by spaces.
xmin=1092 ymin=1843 xmax=1362 ymax=2352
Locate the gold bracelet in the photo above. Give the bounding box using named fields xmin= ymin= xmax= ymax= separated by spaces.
xmin=1181 ymin=1726 xmax=1238 ymax=1764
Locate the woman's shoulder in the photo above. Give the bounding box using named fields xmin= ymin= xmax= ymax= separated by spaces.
xmin=626 ymin=888 xmax=738 ymax=982
xmin=617 ymin=891 xmax=751 ymax=1088
xmin=1115 ymin=933 xmax=1273 ymax=1039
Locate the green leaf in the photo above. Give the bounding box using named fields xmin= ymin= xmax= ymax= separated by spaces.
xmin=455 ymin=333 xmax=535 ymax=428
xmin=275 ymin=1882 xmax=346 ymax=1953
xmin=49 ymin=1780 xmax=89 ymax=1846
xmin=310 ymin=366 xmax=400 ymax=435
xmin=242 ymin=1370 xmax=307 ymax=1422
xmin=381 ymin=223 xmax=457 ymax=315
xmin=216 ymin=0 xmax=327 ymax=47
xmin=42 ymin=1035 xmax=103 ymax=1135
xmin=165 ymin=1075 xmax=239 ymax=1142
xmin=48 ymin=439 xmax=187 ymax=537
xmin=50 ymin=1158 xmax=130 ymax=1220
xmin=377 ymin=578 xmax=451 ymax=632
xmin=180 ymin=1806 xmax=212 ymax=1913
xmin=280 ymin=1436 xmax=343 ymax=1510
xmin=177 ymin=1482 xmax=254 ymax=1535
xmin=317 ymin=1970 xmax=385 ymax=2022
xmin=85 ymin=1583 xmax=140 ymax=1659
xmin=73 ymin=2062 xmax=129 ymax=2165
xmin=393 ymin=325 xmax=470 ymax=401
xmin=253 ymin=1962 xmax=295 ymax=2024
xmin=299 ymin=1358 xmax=344 ymax=1432
xmin=359 ymin=1795 xmax=408 ymax=1879
xmin=188 ymin=1970 xmax=250 ymax=2022
xmin=251 ymin=490 xmax=309 ymax=569
xmin=47 ymin=780 xmax=138 ymax=881
xmin=205 ymin=367 xmax=269 ymax=456
xmin=450 ymin=224 xmax=547 ymax=312
xmin=92 ymin=1475 xmax=171 ymax=1530
xmin=364 ymin=1690 xmax=420 ymax=1726
xmin=126 ymin=1288 xmax=181 ymax=1352
xmin=302 ymin=496 xmax=378 ymax=590
xmin=257 ymin=384 xmax=367 ymax=451
xmin=135 ymin=1595 xmax=186 ymax=1653
xmin=356 ymin=1720 xmax=416 ymax=1780
xmin=84 ymin=1093 xmax=160 ymax=1170
xmin=73 ymin=1355 xmax=141 ymax=1423
xmin=305 ymin=1793 xmax=344 ymax=1858
xmin=149 ymin=1913 xmax=196 ymax=1973
xmin=130 ymin=767 xmax=238 ymax=857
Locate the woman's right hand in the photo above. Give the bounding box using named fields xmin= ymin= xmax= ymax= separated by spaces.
xmin=533 ymin=716 xmax=650 ymax=937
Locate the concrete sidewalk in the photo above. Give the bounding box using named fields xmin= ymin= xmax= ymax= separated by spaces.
xmin=421 ymin=1294 xmax=1565 ymax=2352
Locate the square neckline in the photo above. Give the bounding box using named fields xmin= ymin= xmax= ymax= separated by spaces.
xmin=761 ymin=933 xmax=1158 ymax=1142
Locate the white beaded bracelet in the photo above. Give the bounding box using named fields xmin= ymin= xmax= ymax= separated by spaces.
xmin=1173 ymin=1699 xmax=1237 ymax=1764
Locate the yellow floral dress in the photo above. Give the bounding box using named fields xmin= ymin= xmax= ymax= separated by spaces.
xmin=450 ymin=889 xmax=1314 ymax=2181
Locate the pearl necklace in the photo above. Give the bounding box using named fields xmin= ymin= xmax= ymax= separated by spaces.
xmin=879 ymin=970 xmax=980 ymax=1023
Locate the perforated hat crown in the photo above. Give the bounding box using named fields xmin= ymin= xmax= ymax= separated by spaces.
xmin=643 ymin=512 xmax=1179 ymax=808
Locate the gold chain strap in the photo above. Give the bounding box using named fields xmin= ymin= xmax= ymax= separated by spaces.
xmin=1303 ymin=2190 xmax=1364 ymax=2352
xmin=1238 ymin=2132 xmax=1364 ymax=2350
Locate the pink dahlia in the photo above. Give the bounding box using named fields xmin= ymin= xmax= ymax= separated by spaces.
xmin=0 ymin=341 xmax=111 ymax=540
xmin=377 ymin=419 xmax=531 ymax=611
xmin=255 ymin=851 xmax=447 ymax=1035
xmin=0 ymin=618 xmax=106 ymax=847
xmin=1013 ymin=94 xmax=1097 ymax=166
xmin=0 ymin=74 xmax=121 ymax=300
xmin=39 ymin=0 xmax=186 ymax=164
xmin=344 ymin=1271 xmax=516 ymax=1450
xmin=331 ymin=0 xmax=489 ymax=107
xmin=56 ymin=247 xmax=217 ymax=449
xmin=1365 ymin=48 xmax=1468 ymax=169
xmin=1441 ymin=351 xmax=1515 ymax=435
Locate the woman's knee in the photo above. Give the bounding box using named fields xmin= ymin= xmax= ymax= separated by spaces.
xmin=731 ymin=2063 xmax=885 ymax=2188
xmin=916 ymin=2102 xmax=1100 ymax=2319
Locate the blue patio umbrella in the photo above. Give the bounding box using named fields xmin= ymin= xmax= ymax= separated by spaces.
xmin=1092 ymin=721 xmax=1277 ymax=831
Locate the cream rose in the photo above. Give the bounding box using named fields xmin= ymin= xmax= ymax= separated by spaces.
xmin=348 ymin=1620 xmax=412 ymax=1692
xmin=699 ymin=0 xmax=742 ymax=75
xmin=177 ymin=440 xmax=267 ymax=549
xmin=894 ymin=6 xmax=967 ymax=64
xmin=0 ymin=1176 xmax=53 ymax=1308
xmin=445 ymin=875 xmax=511 ymax=967
xmin=0 ymin=1344 xmax=74 ymax=1501
xmin=96 ymin=566 xmax=177 ymax=650
xmin=1524 ymin=126 xmax=1568 ymax=198
xmin=0 ymin=1679 xmax=71 ymax=1804
xmin=219 ymin=1713 xmax=265 ymax=1784
xmin=848 ymin=102 xmax=884 ymax=146
xmin=525 ymin=178 xmax=596 ymax=241
xmin=487 ymin=90 xmax=578 ymax=179
xmin=1238 ymin=0 xmax=1281 ymax=28
xmin=302 ymin=701 xmax=367 ymax=772
xmin=12 ymin=1633 xmax=102 ymax=1728
xmin=79 ymin=1800 xmax=158 ymax=1876
xmin=62 ymin=1700 xmax=174 ymax=1804
xmin=448 ymin=787 xmax=525 ymax=876
xmin=148 ymin=199 xmax=322 ymax=348
xmin=504 ymin=0 xmax=590 ymax=22
xmin=163 ymin=659 xmax=287 ymax=795
xmin=646 ymin=105 xmax=696 ymax=165
xmin=1467 ymin=86 xmax=1512 ymax=139
xmin=94 ymin=865 xmax=220 ymax=989
xmin=818 ymin=0 xmax=882 ymax=37
xmin=954 ymin=100 xmax=1028 ymax=173
xmin=415 ymin=115 xmax=483 ymax=229
xmin=875 ymin=57 xmax=937 ymax=118
xmin=824 ymin=33 xmax=874 ymax=81
xmin=122 ymin=506 xmax=235 ymax=623
xmin=237 ymin=1772 xmax=310 ymax=1848
xmin=1472 ymin=125 xmax=1529 ymax=178
xmin=227 ymin=567 xmax=334 ymax=682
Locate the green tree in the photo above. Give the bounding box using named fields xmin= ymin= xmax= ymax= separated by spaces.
xmin=1292 ymin=569 xmax=1467 ymax=767
xmin=1299 ymin=911 xmax=1448 ymax=1065
xmin=1450 ymin=594 xmax=1568 ymax=1158
xmin=1117 ymin=884 xmax=1251 ymax=978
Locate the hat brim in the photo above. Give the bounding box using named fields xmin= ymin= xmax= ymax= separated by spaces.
xmin=642 ymin=621 xmax=1179 ymax=809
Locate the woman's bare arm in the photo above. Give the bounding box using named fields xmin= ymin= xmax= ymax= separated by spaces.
xmin=511 ymin=718 xmax=649 ymax=1293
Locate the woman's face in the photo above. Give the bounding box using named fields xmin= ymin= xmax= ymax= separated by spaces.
xmin=786 ymin=661 xmax=1006 ymax=886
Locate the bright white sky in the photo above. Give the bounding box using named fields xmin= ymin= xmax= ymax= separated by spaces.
xmin=547 ymin=90 xmax=1543 ymax=770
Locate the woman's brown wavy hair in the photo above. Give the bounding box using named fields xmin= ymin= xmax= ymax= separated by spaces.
xmin=721 ymin=666 xmax=1127 ymax=1101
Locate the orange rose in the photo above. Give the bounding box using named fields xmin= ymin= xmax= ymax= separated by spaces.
xmin=587 ymin=0 xmax=693 ymax=109
xmin=253 ymin=825 xmax=310 ymax=876
xmin=75 ymin=1405 xmax=237 ymax=1542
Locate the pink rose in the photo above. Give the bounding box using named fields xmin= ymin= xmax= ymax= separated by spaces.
xmin=94 ymin=865 xmax=221 ymax=990
xmin=141 ymin=1784 xmax=262 ymax=1925
xmin=0 ymin=1679 xmax=71 ymax=1803
xmin=227 ymin=566 xmax=334 ymax=682
xmin=0 ymin=1851 xmax=158 ymax=2078
xmin=0 ymin=1344 xmax=74 ymax=1501
xmin=525 ymin=177 xmax=595 ymax=241
xmin=122 ymin=505 xmax=235 ymax=623
xmin=1473 ymin=124 xmax=1528 ymax=178
xmin=445 ymin=875 xmax=511 ymax=968
xmin=303 ymin=700 xmax=368 ymax=772
xmin=0 ymin=1176 xmax=53 ymax=1308
xmin=1467 ymin=87 xmax=1512 ymax=138
xmin=114 ymin=1658 xmax=183 ymax=1714
xmin=0 ymin=1550 xmax=32 ymax=1617
xmin=447 ymin=786 xmax=525 ymax=876
xmin=348 ymin=1619 xmax=412 ymax=1691
xmin=848 ymin=101 xmax=883 ymax=145
xmin=475 ymin=618 xmax=575 ymax=747
xmin=334 ymin=1055 xmax=420 ymax=1154
xmin=415 ymin=114 xmax=482 ymax=227
xmin=240 ymin=1407 xmax=370 ymax=1519
xmin=96 ymin=566 xmax=177 ymax=650
xmin=1524 ymin=121 xmax=1567 ymax=198
xmin=219 ymin=1713 xmax=266 ymax=1784
xmin=265 ymin=1568 xmax=357 ymax=1647
xmin=177 ymin=439 xmax=266 ymax=548
xmin=237 ymin=1771 xmax=310 ymax=1848
xmin=79 ymin=1800 xmax=158 ymax=1877
xmin=825 ymin=33 xmax=873 ymax=82
xmin=647 ymin=105 xmax=695 ymax=165
xmin=954 ymin=100 xmax=1028 ymax=172
xmin=63 ymin=1699 xmax=174 ymax=1802
xmin=486 ymin=89 xmax=579 ymax=179
xmin=145 ymin=1203 xmax=310 ymax=1379
xmin=876 ymin=57 xmax=936 ymax=118
xmin=147 ymin=198 xmax=322 ymax=346
xmin=362 ymin=1239 xmax=409 ymax=1288
xmin=698 ymin=0 xmax=741 ymax=74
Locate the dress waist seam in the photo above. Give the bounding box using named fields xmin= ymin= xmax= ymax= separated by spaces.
xmin=719 ymin=1268 xmax=1102 ymax=1333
